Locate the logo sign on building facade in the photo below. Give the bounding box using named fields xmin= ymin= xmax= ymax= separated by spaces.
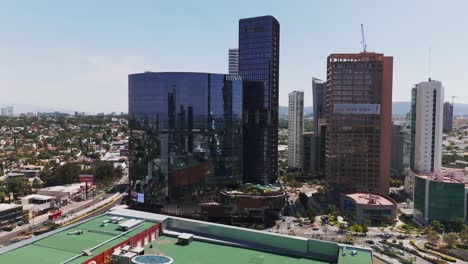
xmin=225 ymin=74 xmax=242 ymax=81
xmin=333 ymin=103 xmax=381 ymax=115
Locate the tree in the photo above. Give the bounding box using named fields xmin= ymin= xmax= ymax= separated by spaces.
xmin=447 ymin=217 xmax=464 ymax=233
xmin=430 ymin=220 xmax=444 ymax=233
xmin=6 ymin=178 xmax=31 ymax=197
xmin=298 ymin=192 xmax=309 ymax=209
xmin=363 ymin=219 xmax=371 ymax=228
xmin=84 ymin=161 xmax=120 ymax=186
xmin=443 ymin=232 xmax=459 ymax=248
xmin=304 ymin=119 xmax=313 ymax=132
xmin=44 ymin=163 xmax=81 ymax=186
xmin=295 ymin=212 xmax=301 ymax=222
xmin=32 ymin=178 xmax=41 ymax=189
xmin=349 ymin=224 xmax=363 ymax=233
xmin=362 ymin=224 xmax=369 ymax=234
xmin=306 ymin=208 xmax=317 ymax=222
xmin=426 ymin=230 xmax=440 ymax=245
xmin=459 ymin=226 xmax=468 ymax=245
xmin=289 ymin=180 xmax=302 ymax=191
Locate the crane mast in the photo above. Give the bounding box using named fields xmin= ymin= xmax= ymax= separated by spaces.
xmin=361 ymin=24 xmax=367 ymax=52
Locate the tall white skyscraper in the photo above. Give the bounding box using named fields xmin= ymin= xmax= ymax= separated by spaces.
xmin=410 ymin=79 xmax=444 ymax=174
xmin=288 ymin=91 xmax=304 ymax=169
xmin=228 ymin=48 xmax=239 ymax=75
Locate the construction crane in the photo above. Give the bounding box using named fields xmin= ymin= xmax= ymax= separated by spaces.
xmin=361 ymin=24 xmax=367 ymax=52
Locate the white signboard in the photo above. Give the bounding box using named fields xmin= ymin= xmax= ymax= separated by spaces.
xmin=333 ymin=103 xmax=380 ymax=115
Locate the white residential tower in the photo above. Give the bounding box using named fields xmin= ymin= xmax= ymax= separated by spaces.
xmin=288 ymin=91 xmax=304 ymax=170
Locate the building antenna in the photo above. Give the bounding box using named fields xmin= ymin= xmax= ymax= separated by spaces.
xmin=360 ymin=24 xmax=367 ymax=52
xmin=428 ymin=47 xmax=432 ymax=79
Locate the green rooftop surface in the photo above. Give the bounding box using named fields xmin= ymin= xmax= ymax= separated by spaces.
xmin=337 ymin=247 xmax=373 ymax=264
xmin=0 ymin=215 xmax=155 ymax=264
xmin=145 ymin=235 xmax=328 ymax=264
xmin=0 ymin=214 xmax=373 ymax=264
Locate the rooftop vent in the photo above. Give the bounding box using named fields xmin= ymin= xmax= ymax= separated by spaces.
xmin=118 ymin=219 xmax=143 ymax=231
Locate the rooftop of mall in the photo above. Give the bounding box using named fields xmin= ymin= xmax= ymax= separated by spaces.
xmin=0 ymin=209 xmax=372 ymax=264
xmin=345 ymin=192 xmax=396 ymax=206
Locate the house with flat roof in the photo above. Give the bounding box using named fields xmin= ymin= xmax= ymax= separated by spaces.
xmin=0 ymin=209 xmax=373 ymax=264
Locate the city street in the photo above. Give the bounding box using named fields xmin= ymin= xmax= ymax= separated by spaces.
xmin=0 ymin=192 xmax=122 ymax=246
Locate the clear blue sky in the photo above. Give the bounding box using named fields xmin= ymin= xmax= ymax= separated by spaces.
xmin=0 ymin=0 xmax=467 ymax=113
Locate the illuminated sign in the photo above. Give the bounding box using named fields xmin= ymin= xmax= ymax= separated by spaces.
xmin=333 ymin=103 xmax=380 ymax=114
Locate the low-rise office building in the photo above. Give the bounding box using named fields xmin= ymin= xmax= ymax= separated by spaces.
xmin=341 ymin=192 xmax=397 ymax=224
xmin=413 ymin=170 xmax=468 ymax=225
xmin=0 ymin=203 xmax=24 ymax=229
xmin=37 ymin=183 xmax=87 ymax=205
xmin=21 ymin=194 xmax=55 ymax=218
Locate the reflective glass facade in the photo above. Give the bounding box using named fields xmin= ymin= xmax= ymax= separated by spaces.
xmin=414 ymin=175 xmax=467 ymax=224
xmin=239 ymin=16 xmax=280 ymax=184
xmin=428 ymin=180 xmax=464 ymax=221
xmin=413 ymin=175 xmax=426 ymax=220
xmin=128 ymin=72 xmax=243 ymax=203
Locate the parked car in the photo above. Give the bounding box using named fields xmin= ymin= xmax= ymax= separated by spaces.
xmin=1 ymin=225 xmax=14 ymax=232
xmin=382 ymin=233 xmax=393 ymax=239
xmin=365 ymin=240 xmax=375 ymax=245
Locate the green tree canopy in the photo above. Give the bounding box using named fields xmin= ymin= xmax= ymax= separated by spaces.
xmin=447 ymin=217 xmax=464 ymax=233
xmin=6 ymin=177 xmax=31 ymax=197
xmin=43 ymin=163 xmax=81 ymax=186
xmin=430 ymin=220 xmax=444 ymax=233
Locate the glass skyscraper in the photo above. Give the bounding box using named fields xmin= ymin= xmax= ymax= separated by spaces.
xmin=239 ymin=15 xmax=280 ymax=184
xmin=128 ymin=72 xmax=243 ymax=205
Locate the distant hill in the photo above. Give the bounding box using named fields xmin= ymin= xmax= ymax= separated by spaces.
xmin=280 ymin=102 xmax=468 ymax=117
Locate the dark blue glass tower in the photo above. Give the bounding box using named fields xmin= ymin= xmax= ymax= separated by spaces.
xmin=239 ymin=16 xmax=280 ymax=184
xmin=128 ymin=72 xmax=243 ymax=205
